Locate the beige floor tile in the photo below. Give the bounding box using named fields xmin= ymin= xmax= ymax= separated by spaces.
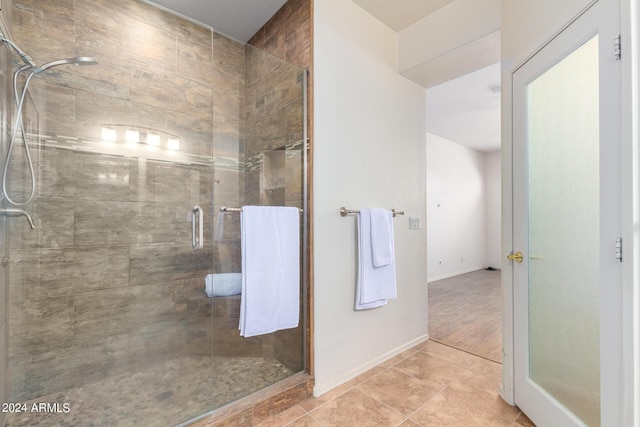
xmin=457 ymin=363 xmax=502 ymax=394
xmin=347 ymin=364 xmax=388 ymax=386
xmin=379 ymin=347 xmax=421 ymax=369
xmin=428 ymin=270 xmax=502 ymax=362
xmin=256 ymin=405 xmax=307 ymax=427
xmin=468 ymin=357 xmax=502 ymax=381
xmin=357 ymin=368 xmax=442 ymax=415
xmin=441 ymin=381 xmax=520 ymax=423
xmin=420 ymin=340 xmax=485 ymax=368
xmin=393 ymin=351 xmax=468 ymax=389
xmin=514 ymin=411 xmax=536 ymax=427
xmin=410 ymin=391 xmax=512 ymax=427
xmin=309 ymin=388 xmax=405 ymax=427
xmin=297 ymin=382 xmax=353 ymax=412
xmin=398 ymin=420 xmax=421 ymax=427
xmin=284 ymin=414 xmax=322 ymax=426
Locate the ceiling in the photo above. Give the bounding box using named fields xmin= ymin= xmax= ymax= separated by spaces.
xmin=143 ymin=0 xmax=501 ymax=152
xmin=426 ymin=63 xmax=501 ymax=152
xmin=143 ymin=0 xmax=288 ymax=42
xmin=145 ymin=0 xmax=456 ymax=42
xmin=350 ymin=0 xmax=456 ymax=32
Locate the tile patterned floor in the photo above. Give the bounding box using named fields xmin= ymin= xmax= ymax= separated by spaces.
xmin=255 ymin=340 xmax=535 ymax=427
xmin=4 ymin=356 xmax=293 ymax=427
xmin=428 ymin=270 xmax=502 ymax=362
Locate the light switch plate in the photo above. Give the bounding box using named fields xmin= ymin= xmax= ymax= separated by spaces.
xmin=409 ymin=216 xmax=420 ymax=230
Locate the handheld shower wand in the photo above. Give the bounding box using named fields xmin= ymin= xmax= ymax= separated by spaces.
xmin=0 ymin=37 xmax=97 ymax=207
xmin=33 ymin=56 xmax=98 ymax=74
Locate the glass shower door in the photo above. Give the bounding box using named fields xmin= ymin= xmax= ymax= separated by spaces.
xmin=5 ymin=37 xmax=218 ymax=425
xmin=6 ymin=114 xmax=218 ymax=425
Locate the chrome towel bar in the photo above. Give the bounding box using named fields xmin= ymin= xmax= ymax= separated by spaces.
xmin=220 ymin=206 xmax=303 ymax=213
xmin=340 ymin=207 xmax=405 ymax=217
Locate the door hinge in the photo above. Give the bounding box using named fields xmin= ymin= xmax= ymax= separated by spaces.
xmin=616 ymin=238 xmax=623 ymax=262
xmin=615 ymin=35 xmax=622 ymax=60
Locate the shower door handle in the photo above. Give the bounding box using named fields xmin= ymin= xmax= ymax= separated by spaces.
xmin=192 ymin=206 xmax=203 ymax=251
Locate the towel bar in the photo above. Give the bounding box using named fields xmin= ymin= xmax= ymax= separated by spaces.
xmin=340 ymin=207 xmax=405 ymax=217
xmin=220 ymin=206 xmax=303 ymax=213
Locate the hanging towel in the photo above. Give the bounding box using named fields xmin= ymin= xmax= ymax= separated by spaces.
xmin=370 ymin=208 xmax=393 ymax=267
xmin=204 ymin=273 xmax=242 ymax=297
xmin=214 ymin=211 xmax=225 ymax=241
xmin=356 ymin=208 xmax=397 ymax=310
xmin=239 ymin=206 xmax=300 ymax=337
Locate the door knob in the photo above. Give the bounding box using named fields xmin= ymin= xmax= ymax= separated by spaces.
xmin=507 ymin=251 xmax=524 ymax=263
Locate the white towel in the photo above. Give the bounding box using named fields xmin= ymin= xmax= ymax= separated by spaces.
xmin=205 ymin=273 xmax=242 ymax=297
xmin=239 ymin=206 xmax=300 ymax=337
xmin=214 ymin=211 xmax=225 ymax=241
xmin=356 ymin=208 xmax=397 ymax=310
xmin=370 ymin=208 xmax=393 ymax=267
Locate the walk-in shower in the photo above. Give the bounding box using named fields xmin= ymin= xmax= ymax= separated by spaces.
xmin=0 ymin=1 xmax=308 ymax=426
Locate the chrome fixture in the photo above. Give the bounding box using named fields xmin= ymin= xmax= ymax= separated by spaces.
xmin=192 ymin=206 xmax=203 ymax=251
xmin=0 ymin=32 xmax=36 ymax=68
xmin=340 ymin=207 xmax=405 ymax=217
xmin=31 ymin=56 xmax=97 ymax=75
xmin=0 ymin=208 xmax=35 ymax=229
xmin=220 ymin=206 xmax=303 ymax=213
xmin=0 ymin=33 xmax=97 ymax=222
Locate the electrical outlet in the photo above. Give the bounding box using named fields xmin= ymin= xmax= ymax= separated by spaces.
xmin=409 ymin=216 xmax=421 ymax=230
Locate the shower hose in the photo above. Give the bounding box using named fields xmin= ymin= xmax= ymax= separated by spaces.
xmin=2 ymin=63 xmax=37 ymax=206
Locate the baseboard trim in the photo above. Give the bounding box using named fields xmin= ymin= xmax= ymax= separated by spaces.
xmin=312 ymin=333 xmax=430 ymax=397
xmin=427 ymin=267 xmax=486 ymax=283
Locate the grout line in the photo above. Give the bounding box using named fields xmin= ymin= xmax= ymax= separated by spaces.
xmin=427 ymin=339 xmax=503 ymax=365
xmin=280 ymin=411 xmax=308 ymax=427
xmin=306 ymin=412 xmax=324 ymax=426
xmin=349 ymin=388 xmax=410 ymax=425
xmin=300 ymin=382 xmax=355 ymax=413
xmin=403 ymin=384 xmax=451 ymax=424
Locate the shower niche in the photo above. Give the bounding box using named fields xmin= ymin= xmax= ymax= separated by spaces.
xmin=261 ymin=149 xmax=285 ymax=205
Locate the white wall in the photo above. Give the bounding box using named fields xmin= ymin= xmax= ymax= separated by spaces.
xmin=484 ymin=150 xmax=501 ymax=269
xmin=426 ymin=134 xmax=485 ymax=281
xmin=313 ymin=0 xmax=429 ymax=396
xmin=426 ymin=136 xmax=501 ymax=280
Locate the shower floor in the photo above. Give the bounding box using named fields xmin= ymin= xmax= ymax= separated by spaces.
xmin=4 ymin=356 xmax=294 ymax=427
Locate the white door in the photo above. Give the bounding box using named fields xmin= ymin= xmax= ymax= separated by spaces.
xmin=511 ymin=0 xmax=622 ymax=425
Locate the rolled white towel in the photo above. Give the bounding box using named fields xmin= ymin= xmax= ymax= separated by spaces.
xmin=204 ymin=273 xmax=242 ymax=297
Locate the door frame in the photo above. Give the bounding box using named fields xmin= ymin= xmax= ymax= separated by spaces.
xmin=501 ymin=0 xmax=639 ymax=425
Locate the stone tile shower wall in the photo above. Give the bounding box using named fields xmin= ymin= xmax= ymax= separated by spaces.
xmin=6 ymin=0 xmax=303 ymax=402
xmin=1 ymin=2 xmax=14 ymax=423
xmin=247 ymin=0 xmax=311 ymax=374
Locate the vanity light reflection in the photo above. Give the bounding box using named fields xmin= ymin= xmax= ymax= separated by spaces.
xmin=100 ymin=125 xmax=181 ymax=152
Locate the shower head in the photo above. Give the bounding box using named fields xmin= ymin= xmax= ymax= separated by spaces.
xmin=33 ymin=56 xmax=98 ymax=74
